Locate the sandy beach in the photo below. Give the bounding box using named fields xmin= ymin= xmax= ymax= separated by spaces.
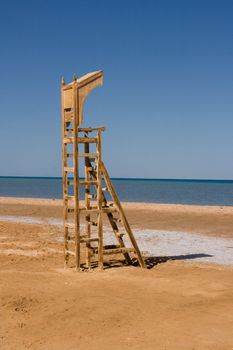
xmin=0 ymin=197 xmax=233 ymax=349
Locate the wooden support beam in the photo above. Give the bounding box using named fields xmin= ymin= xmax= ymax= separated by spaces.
xmin=101 ymin=161 xmax=146 ymax=268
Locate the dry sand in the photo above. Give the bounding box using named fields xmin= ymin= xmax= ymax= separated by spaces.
xmin=0 ymin=197 xmax=233 ymax=350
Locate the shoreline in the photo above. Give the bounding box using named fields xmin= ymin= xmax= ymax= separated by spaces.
xmin=0 ymin=196 xmax=232 ymax=238
xmin=0 ymin=195 xmax=233 ymax=211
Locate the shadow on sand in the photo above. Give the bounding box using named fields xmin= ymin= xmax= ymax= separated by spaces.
xmin=84 ymin=253 xmax=213 ymax=270
xmin=143 ymin=253 xmax=213 ymax=269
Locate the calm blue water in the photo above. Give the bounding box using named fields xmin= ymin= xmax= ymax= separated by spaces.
xmin=0 ymin=177 xmax=233 ymax=206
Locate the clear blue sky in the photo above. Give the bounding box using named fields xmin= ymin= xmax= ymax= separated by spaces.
xmin=0 ymin=0 xmax=232 ymax=179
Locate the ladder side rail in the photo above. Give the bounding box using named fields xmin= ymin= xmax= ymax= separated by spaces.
xmin=84 ymin=131 xmax=92 ymax=269
xmin=73 ymin=78 xmax=81 ymax=271
xmin=61 ymin=80 xmax=69 ymax=267
xmin=97 ymin=130 xmax=103 ymax=269
xmin=101 ymin=161 xmax=146 ymax=268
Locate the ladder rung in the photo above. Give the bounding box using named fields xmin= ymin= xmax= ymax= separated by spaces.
xmin=65 ymin=129 xmax=74 ymax=135
xmin=64 ymin=138 xmax=73 ymax=144
xmin=103 ymin=247 xmax=135 ymax=255
xmin=67 ymin=234 xmax=86 ymax=240
xmin=65 ymin=195 xmax=75 ymax=200
xmin=64 ymin=111 xmax=73 ymax=120
xmin=65 ymin=223 xmax=75 ymax=229
xmin=87 ymin=194 xmax=97 ymax=199
xmin=78 ymin=137 xmax=97 ymax=144
xmin=79 ymin=207 xmax=98 ymax=213
xmin=87 ymin=166 xmax=96 ymax=171
xmin=79 ymin=181 xmax=98 ymax=186
xmin=67 ymin=180 xmax=74 ymax=185
xmin=65 ymin=250 xmax=75 ymax=256
xmin=112 ymin=217 xmax=122 ymax=223
xmin=78 ymin=153 xmax=98 ymax=158
xmin=64 ymin=167 xmax=74 ymax=172
xmin=90 ymin=221 xmax=98 ymax=226
xmin=67 ymin=180 xmax=98 ymax=186
xmin=80 ymin=237 xmax=99 ymax=243
xmin=67 ymin=208 xmax=74 ymax=213
xmin=78 ymin=126 xmax=106 ymax=132
xmin=79 ymin=207 xmax=117 ymax=214
xmin=102 ymin=207 xmax=118 ymax=213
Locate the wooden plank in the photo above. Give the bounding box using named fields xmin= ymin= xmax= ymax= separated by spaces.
xmin=65 ymin=129 xmax=74 ymax=135
xmin=81 ymin=237 xmax=99 ymax=243
xmin=101 ymin=161 xmax=146 ymax=268
xmin=103 ymin=247 xmax=135 ymax=255
xmin=65 ymin=223 xmax=75 ymax=229
xmin=73 ymin=76 xmax=81 ymax=272
xmin=65 ymin=195 xmax=75 ymax=200
xmin=78 ymin=126 xmax=106 ymax=132
xmin=84 ymin=139 xmax=91 ymax=269
xmin=64 ymin=167 xmax=74 ymax=172
xmin=62 ymin=78 xmax=69 ymax=268
xmin=97 ymin=130 xmax=103 ymax=270
xmin=79 ymin=180 xmax=98 ymax=186
xmin=65 ymin=250 xmax=75 ymax=256
xmin=78 ymin=153 xmax=97 ymax=158
xmin=78 ymin=137 xmax=97 ymax=144
xmin=63 ymin=138 xmax=73 ymax=144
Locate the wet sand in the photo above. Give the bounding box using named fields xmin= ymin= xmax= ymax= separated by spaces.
xmin=0 ymin=197 xmax=233 ymax=350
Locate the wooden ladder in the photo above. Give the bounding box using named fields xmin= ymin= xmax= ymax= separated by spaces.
xmin=62 ymin=124 xmax=145 ymax=270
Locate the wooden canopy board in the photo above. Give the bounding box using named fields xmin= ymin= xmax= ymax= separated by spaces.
xmin=61 ymin=71 xmax=145 ymax=270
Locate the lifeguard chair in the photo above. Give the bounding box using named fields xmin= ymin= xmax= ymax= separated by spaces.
xmin=61 ymin=70 xmax=145 ymax=270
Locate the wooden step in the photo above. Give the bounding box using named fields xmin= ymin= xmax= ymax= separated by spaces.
xmin=63 ymin=138 xmax=73 ymax=144
xmin=65 ymin=129 xmax=74 ymax=135
xmin=67 ymin=180 xmax=98 ymax=186
xmin=65 ymin=223 xmax=75 ymax=229
xmin=87 ymin=193 xmax=97 ymax=199
xmin=78 ymin=153 xmax=98 ymax=158
xmin=103 ymin=247 xmax=135 ymax=255
xmin=65 ymin=249 xmax=75 ymax=256
xmin=67 ymin=180 xmax=74 ymax=186
xmin=87 ymin=166 xmax=96 ymax=172
xmin=79 ymin=207 xmax=98 ymax=213
xmin=64 ymin=111 xmax=73 ymax=121
xmin=79 ymin=207 xmax=117 ymax=214
xmin=78 ymin=137 xmax=97 ymax=144
xmin=67 ymin=234 xmax=87 ymax=241
xmin=112 ymin=217 xmax=122 ymax=223
xmin=80 ymin=237 xmax=99 ymax=243
xmin=65 ymin=195 xmax=75 ymax=200
xmin=102 ymin=207 xmax=118 ymax=213
xmin=90 ymin=221 xmax=98 ymax=226
xmin=79 ymin=180 xmax=98 ymax=186
xmin=91 ymin=247 xmax=135 ymax=256
xmin=64 ymin=167 xmax=74 ymax=172
xmin=78 ymin=126 xmax=106 ymax=132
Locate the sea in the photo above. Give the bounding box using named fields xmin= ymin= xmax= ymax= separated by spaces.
xmin=0 ymin=177 xmax=233 ymax=206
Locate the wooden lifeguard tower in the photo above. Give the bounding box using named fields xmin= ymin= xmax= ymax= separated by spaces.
xmin=61 ymin=70 xmax=145 ymax=270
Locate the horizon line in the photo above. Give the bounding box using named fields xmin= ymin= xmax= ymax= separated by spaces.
xmin=0 ymin=175 xmax=233 ymax=183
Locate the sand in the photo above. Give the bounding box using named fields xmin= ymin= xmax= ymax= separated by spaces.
xmin=0 ymin=197 xmax=233 ymax=350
